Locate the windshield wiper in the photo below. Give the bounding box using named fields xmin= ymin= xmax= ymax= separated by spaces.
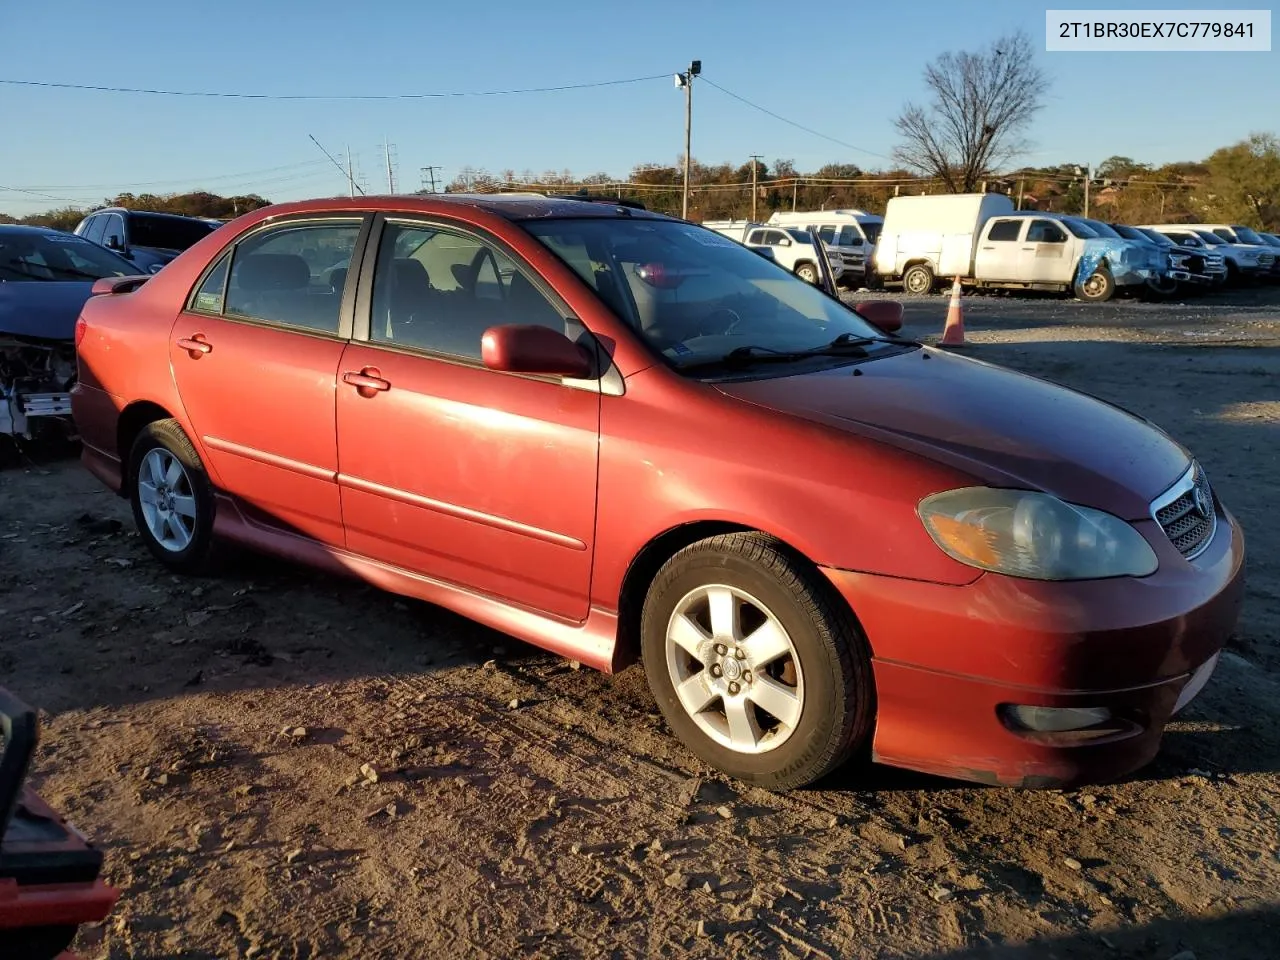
xmin=675 ymin=333 xmax=882 ymax=371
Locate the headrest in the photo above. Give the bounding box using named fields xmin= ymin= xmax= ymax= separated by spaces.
xmin=236 ymin=253 xmax=310 ymax=291
xmin=392 ymin=258 xmax=432 ymax=289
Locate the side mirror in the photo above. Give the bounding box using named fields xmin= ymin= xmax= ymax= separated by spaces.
xmin=105 ymin=234 xmax=123 ymax=251
xmin=481 ymin=324 xmax=594 ymax=378
xmin=854 ymin=299 xmax=904 ymax=334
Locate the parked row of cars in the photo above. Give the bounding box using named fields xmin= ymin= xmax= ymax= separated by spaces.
xmin=871 ymin=193 xmax=1279 ymax=301
xmin=696 ymin=195 xmax=1278 ymax=303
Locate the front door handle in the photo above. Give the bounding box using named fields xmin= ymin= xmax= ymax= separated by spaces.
xmin=176 ymin=335 xmax=212 ymax=357
xmin=343 ymin=368 xmax=391 ymax=396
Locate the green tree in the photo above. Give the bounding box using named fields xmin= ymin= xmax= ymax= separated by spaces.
xmin=1204 ymin=133 xmax=1280 ymax=229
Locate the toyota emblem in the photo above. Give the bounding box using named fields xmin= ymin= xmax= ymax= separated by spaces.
xmin=1193 ymin=485 xmax=1211 ymax=519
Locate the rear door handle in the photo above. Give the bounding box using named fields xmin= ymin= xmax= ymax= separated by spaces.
xmin=343 ymin=368 xmax=391 ymax=394
xmin=176 ymin=335 xmax=212 ymax=356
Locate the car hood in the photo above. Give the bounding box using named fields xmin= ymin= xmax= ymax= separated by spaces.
xmin=0 ymin=280 xmax=94 ymax=341
xmin=716 ymin=348 xmax=1190 ymax=520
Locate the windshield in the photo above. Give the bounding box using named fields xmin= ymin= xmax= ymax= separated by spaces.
xmin=1081 ymin=219 xmax=1122 ymax=238
xmin=1194 ymin=230 xmax=1227 ymax=246
xmin=0 ymin=229 xmax=137 ymax=282
xmin=1231 ymin=225 xmax=1265 ymax=244
xmin=784 ymin=228 xmax=812 ymax=244
xmin=128 ymin=213 xmax=219 ymax=251
xmin=523 ymin=218 xmax=889 ymax=372
xmin=1136 ymin=228 xmax=1174 ymax=246
xmin=1061 ymin=218 xmax=1097 ymax=239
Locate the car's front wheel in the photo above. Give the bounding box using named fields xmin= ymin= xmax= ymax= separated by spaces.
xmin=794 ymin=262 xmax=819 ymax=284
xmin=640 ymin=533 xmax=875 ymax=791
xmin=128 ymin=419 xmax=218 ymax=572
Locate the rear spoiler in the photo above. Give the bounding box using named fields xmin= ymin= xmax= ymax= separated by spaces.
xmin=90 ymin=275 xmax=151 ymax=296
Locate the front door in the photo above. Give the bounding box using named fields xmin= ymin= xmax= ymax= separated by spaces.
xmin=335 ymin=216 xmax=600 ymax=621
xmin=169 ymin=215 xmax=367 ymax=544
xmin=1020 ymin=218 xmax=1074 ymax=284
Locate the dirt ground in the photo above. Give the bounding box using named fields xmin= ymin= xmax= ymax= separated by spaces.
xmin=3 ymin=286 xmax=1280 ymax=959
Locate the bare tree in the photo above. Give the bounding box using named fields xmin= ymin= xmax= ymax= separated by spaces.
xmin=893 ymin=31 xmax=1050 ymax=192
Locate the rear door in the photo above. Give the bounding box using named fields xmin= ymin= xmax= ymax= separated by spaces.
xmin=334 ymin=214 xmax=601 ymax=621
xmin=974 ymin=218 xmax=1025 ymax=280
xmin=170 ymin=214 xmax=370 ymax=545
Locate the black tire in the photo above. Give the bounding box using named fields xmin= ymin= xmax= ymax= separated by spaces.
xmin=794 ymin=262 xmax=819 ymax=285
xmin=8 ymin=924 xmax=78 ymax=958
xmin=640 ymin=533 xmax=875 ymax=791
xmin=127 ymin=418 xmax=219 ymax=573
xmin=1224 ymin=261 xmax=1240 ymax=286
xmin=1074 ymin=264 xmax=1116 ymax=302
xmin=902 ymin=263 xmax=935 ymax=295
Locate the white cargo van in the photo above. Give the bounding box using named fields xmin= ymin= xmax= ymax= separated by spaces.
xmin=874 ymin=194 xmax=1167 ymax=301
xmin=767 ymin=210 xmax=883 ymax=287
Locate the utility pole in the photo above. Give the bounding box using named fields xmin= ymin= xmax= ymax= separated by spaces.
xmin=674 ymin=60 xmax=701 ymax=220
xmin=748 ymin=154 xmax=762 ymax=221
xmin=347 ymin=145 xmax=355 ymax=199
xmin=419 ymin=165 xmax=441 ymax=194
xmin=1084 ymin=164 xmax=1091 ymax=218
xmin=1016 ymin=178 xmax=1024 ymax=210
xmin=383 ymin=137 xmax=397 ymax=194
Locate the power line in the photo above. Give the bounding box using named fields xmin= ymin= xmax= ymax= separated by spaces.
xmin=700 ymin=77 xmax=894 ymax=162
xmin=0 ymin=73 xmax=670 ymax=101
xmin=10 ymin=159 xmax=330 ymax=191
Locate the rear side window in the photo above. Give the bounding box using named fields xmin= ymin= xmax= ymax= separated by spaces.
xmin=986 ymin=220 xmax=1023 ymax=242
xmin=210 ymin=220 xmax=362 ymax=335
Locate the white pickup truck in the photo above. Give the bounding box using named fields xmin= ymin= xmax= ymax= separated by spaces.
xmin=874 ymin=193 xmax=1169 ymax=302
xmin=702 ymin=220 xmax=845 ymax=285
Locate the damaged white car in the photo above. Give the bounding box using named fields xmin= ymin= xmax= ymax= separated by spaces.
xmin=0 ymin=225 xmax=142 ymax=443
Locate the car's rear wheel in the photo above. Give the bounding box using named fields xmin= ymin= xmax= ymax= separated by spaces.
xmin=902 ymin=263 xmax=935 ymax=295
xmin=640 ymin=533 xmax=875 ymax=791
xmin=128 ymin=419 xmax=218 ymax=572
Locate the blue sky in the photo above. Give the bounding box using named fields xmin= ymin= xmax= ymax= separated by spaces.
xmin=1 ymin=0 xmax=1275 ymax=216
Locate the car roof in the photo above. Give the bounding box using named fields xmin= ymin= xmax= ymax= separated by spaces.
xmin=0 ymin=223 xmax=69 ymax=238
xmin=244 ymin=193 xmax=674 ymax=224
xmin=90 ymin=206 xmax=227 ymax=222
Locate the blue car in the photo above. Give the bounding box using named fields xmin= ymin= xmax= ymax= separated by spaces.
xmin=0 ymin=224 xmax=141 ymax=442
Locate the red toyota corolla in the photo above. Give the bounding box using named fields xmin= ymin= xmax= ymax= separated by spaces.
xmin=71 ymin=195 xmax=1245 ymax=791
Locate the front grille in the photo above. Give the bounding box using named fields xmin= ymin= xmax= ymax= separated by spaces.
xmin=1153 ymin=464 xmax=1216 ymax=559
xmin=1259 ymin=253 xmax=1276 ymax=268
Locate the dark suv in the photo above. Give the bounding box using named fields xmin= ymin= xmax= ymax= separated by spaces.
xmin=73 ymin=208 xmax=222 ymax=273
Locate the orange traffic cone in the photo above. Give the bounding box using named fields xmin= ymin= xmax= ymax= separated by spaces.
xmin=939 ymin=276 xmax=967 ymax=347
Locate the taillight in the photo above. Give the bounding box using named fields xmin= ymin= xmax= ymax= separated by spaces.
xmin=635 ymin=262 xmax=685 ymax=289
xmin=75 ymin=316 xmax=87 ymax=347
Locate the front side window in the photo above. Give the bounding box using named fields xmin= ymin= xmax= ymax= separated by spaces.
xmin=1027 ymin=220 xmax=1067 ymax=243
xmin=522 ymin=218 xmax=890 ymax=374
xmin=367 ymin=221 xmax=567 ymax=361
xmin=220 ymin=220 xmax=362 ymax=334
xmin=987 ymin=220 xmax=1023 ymax=242
xmin=102 ymin=214 xmax=126 ymax=248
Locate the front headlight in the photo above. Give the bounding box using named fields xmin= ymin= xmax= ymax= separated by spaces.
xmin=918 ymin=488 xmax=1158 ymax=580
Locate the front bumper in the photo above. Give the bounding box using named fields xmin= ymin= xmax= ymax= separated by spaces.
xmin=821 ymin=506 xmax=1246 ymax=788
xmin=1 ymin=390 xmax=74 ymax=439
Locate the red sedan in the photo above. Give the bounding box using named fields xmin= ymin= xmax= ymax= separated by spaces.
xmin=71 ymin=195 xmax=1245 ymax=790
